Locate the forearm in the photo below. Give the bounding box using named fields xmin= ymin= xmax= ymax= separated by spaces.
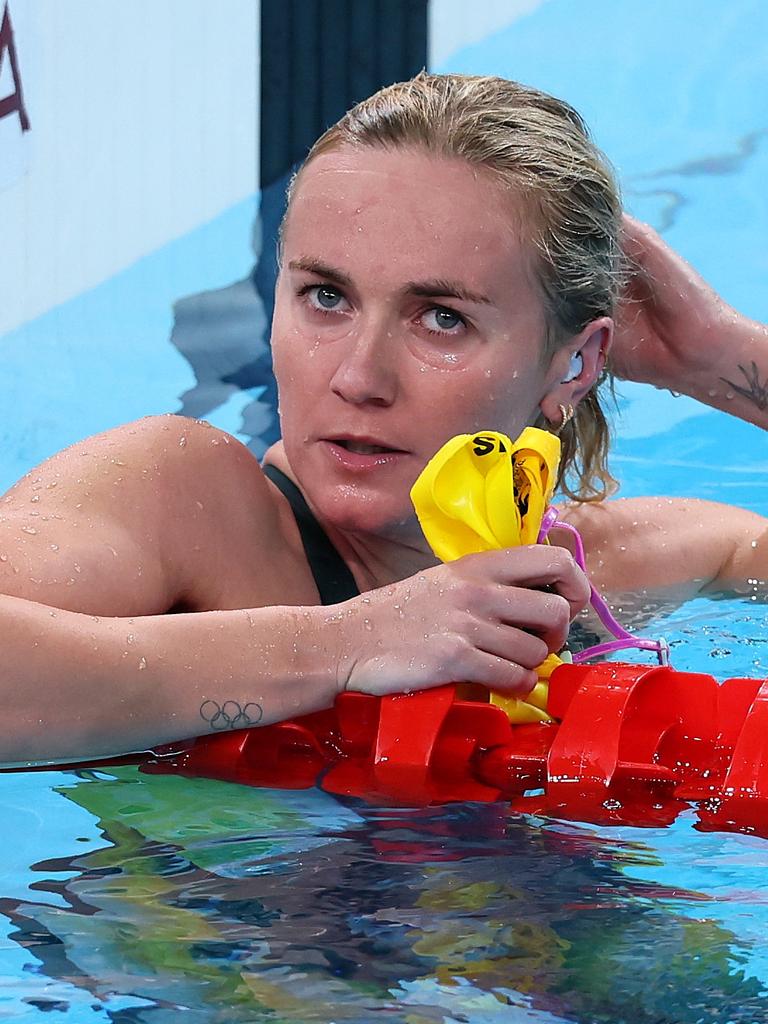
xmin=615 ymin=217 xmax=768 ymax=430
xmin=681 ymin=313 xmax=768 ymax=429
xmin=1 ymin=596 xmax=342 ymax=765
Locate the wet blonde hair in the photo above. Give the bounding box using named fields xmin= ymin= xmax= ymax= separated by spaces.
xmin=286 ymin=72 xmax=622 ymax=501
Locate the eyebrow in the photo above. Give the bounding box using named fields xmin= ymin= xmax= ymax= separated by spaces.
xmin=288 ymin=259 xmax=492 ymax=306
xmin=288 ymin=258 xmax=353 ymax=287
xmin=406 ymin=279 xmax=492 ymax=306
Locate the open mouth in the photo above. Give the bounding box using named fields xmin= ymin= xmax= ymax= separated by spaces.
xmin=331 ymin=439 xmax=405 ymax=456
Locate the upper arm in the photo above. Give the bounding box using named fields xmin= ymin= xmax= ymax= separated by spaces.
xmin=0 ymin=416 xmax=282 ymax=615
xmin=557 ymin=496 xmax=768 ymax=601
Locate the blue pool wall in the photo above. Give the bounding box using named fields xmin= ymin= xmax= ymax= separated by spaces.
xmin=1 ymin=0 xmax=765 ymax=513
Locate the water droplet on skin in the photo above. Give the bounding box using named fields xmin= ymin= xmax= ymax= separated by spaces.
xmin=0 ymin=554 xmax=6 ymax=562
xmin=179 ymin=436 xmax=187 ymax=448
xmin=725 ymin=391 xmax=735 ymax=400
xmin=707 ymin=388 xmax=718 ymax=398
xmin=138 ymin=656 xmax=147 ymax=670
xmin=126 ymin=634 xmax=135 ymax=644
xmin=30 ymin=495 xmax=39 ymax=503
xmin=49 ymin=610 xmax=57 ymax=617
xmin=21 ymin=526 xmax=37 ymax=535
xmin=73 ymin=563 xmax=82 ymax=573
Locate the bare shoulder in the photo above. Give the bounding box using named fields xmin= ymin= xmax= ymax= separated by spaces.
xmin=555 ymin=495 xmax=768 ymax=599
xmin=0 ymin=416 xmax=294 ymax=614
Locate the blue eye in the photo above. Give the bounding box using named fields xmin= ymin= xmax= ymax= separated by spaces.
xmin=422 ymin=306 xmax=466 ymax=334
xmin=314 ymin=285 xmax=344 ymax=310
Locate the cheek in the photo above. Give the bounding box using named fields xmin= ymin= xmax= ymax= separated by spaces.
xmin=436 ymin=365 xmax=545 ymax=436
xmin=272 ymin=311 xmax=323 ymax=392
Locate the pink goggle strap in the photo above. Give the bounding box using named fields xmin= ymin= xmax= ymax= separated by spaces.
xmin=537 ymin=508 xmax=669 ymax=667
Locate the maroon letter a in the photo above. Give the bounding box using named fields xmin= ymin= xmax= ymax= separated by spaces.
xmin=0 ymin=1 xmax=30 ymax=131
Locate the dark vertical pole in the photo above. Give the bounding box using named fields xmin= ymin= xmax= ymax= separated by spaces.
xmin=260 ymin=0 xmax=428 ymax=191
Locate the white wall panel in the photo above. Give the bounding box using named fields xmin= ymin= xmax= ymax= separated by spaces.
xmin=0 ymin=0 xmax=259 ymax=336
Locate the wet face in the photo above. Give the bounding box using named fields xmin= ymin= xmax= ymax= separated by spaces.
xmin=272 ymin=146 xmax=566 ymax=540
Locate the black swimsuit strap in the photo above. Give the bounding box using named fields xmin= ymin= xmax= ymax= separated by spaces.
xmin=263 ymin=464 xmax=360 ymax=605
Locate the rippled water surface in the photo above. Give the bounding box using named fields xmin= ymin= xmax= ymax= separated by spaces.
xmin=3 ymin=757 xmax=768 ymax=1024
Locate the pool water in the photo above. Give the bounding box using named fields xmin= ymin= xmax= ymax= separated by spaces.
xmin=2 ymin=3 xmax=768 ymax=1022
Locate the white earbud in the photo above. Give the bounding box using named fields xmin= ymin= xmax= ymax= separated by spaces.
xmin=562 ymin=351 xmax=583 ymax=383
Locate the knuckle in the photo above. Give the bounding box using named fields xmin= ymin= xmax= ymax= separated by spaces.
xmin=547 ymin=594 xmax=571 ymax=632
xmin=451 ymin=577 xmax=485 ymax=609
xmin=444 ymin=632 xmax=473 ymax=665
xmin=549 ymin=546 xmax=576 ymax=574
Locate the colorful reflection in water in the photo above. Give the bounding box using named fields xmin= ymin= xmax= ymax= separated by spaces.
xmin=4 ymin=768 xmax=768 ymax=1023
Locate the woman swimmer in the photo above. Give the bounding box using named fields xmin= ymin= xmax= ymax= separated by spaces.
xmin=1 ymin=73 xmax=766 ymax=763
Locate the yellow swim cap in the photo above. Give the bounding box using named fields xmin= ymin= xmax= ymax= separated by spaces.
xmin=410 ymin=428 xmax=563 ymax=723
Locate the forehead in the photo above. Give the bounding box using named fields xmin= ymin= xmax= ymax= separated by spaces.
xmin=283 ymin=147 xmax=539 ymax=302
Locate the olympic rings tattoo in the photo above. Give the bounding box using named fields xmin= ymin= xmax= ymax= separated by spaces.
xmin=199 ymin=699 xmax=264 ymax=731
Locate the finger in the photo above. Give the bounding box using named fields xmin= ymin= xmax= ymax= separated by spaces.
xmin=463 ymin=651 xmax=538 ymax=696
xmin=480 ymin=547 xmax=591 ymax=618
xmin=489 ymin=587 xmax=572 ymax=653
xmin=469 ymin=620 xmax=550 ymax=670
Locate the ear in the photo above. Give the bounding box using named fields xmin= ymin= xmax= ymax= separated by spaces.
xmin=538 ymin=317 xmax=613 ymax=426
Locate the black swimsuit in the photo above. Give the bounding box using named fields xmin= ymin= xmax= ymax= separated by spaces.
xmin=263 ymin=464 xmax=600 ymax=651
xmin=263 ymin=464 xmax=360 ymax=605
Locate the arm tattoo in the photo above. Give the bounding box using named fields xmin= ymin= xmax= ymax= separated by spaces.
xmin=200 ymin=699 xmax=263 ymax=731
xmin=720 ymin=361 xmax=768 ymax=411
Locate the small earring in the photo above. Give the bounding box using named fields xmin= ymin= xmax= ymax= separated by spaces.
xmin=555 ymin=403 xmax=574 ymax=434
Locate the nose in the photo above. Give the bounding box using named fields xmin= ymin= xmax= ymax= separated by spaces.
xmin=329 ymin=323 xmax=399 ymax=407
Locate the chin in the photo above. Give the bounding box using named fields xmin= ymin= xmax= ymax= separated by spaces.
xmin=313 ymin=484 xmax=414 ymax=539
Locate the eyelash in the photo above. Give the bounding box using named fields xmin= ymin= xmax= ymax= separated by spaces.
xmin=296 ymin=283 xmax=469 ymax=337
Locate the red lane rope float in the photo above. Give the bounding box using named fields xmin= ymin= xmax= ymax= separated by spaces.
xmin=144 ymin=430 xmax=767 ymax=837
xmin=144 ymin=663 xmax=768 ymax=837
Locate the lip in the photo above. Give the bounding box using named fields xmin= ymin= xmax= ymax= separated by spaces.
xmin=320 ymin=436 xmax=410 ymax=472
